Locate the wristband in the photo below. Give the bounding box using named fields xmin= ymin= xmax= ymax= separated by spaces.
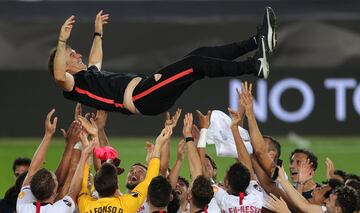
xmin=197 ymin=128 xmax=208 ymax=148
xmin=185 ymin=137 xmax=194 ymax=142
xmin=58 ymin=39 xmax=66 ymax=43
xmin=93 ymin=32 xmax=103 ymax=39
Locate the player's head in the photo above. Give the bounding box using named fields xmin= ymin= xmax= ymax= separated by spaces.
xmin=175 ymin=176 xmax=189 ymax=203
xmin=167 ymin=189 xmax=180 ymax=213
xmin=94 ymin=163 xmax=118 ymax=197
xmin=189 ymin=175 xmax=213 ymax=210
xmin=48 ymin=45 xmax=87 ymax=76
xmin=263 ymin=135 xmax=281 ymax=162
xmin=30 ymin=168 xmax=58 ymax=202
xmin=224 ymin=162 xmax=250 ymax=195
xmin=126 ymin=163 xmax=147 ymax=190
xmin=148 ymin=176 xmax=172 ymax=210
xmin=204 ymin=154 xmax=217 ymax=180
xmin=325 ymin=186 xmax=359 ymax=213
xmin=310 ymin=179 xmax=343 ymax=205
xmin=332 ymin=170 xmax=347 ymax=183
xmin=289 ymin=149 xmax=318 ymax=182
xmin=12 ymin=157 xmax=31 ymax=178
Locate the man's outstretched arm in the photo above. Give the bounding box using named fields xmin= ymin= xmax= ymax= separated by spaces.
xmin=88 ymin=10 xmax=109 ymax=70
xmin=54 ymin=16 xmax=75 ymax=91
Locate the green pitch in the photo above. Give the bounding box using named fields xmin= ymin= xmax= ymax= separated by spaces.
xmin=1 ymin=136 xmax=360 ymax=196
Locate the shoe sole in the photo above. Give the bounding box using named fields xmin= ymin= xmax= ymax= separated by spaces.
xmin=266 ymin=7 xmax=276 ymax=52
xmin=257 ymin=37 xmax=270 ymax=79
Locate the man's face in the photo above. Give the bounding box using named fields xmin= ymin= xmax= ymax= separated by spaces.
xmin=264 ymin=138 xmax=277 ymax=162
xmin=175 ymin=179 xmax=188 ymax=202
xmin=126 ymin=165 xmax=146 ymax=190
xmin=311 ymin=185 xmax=331 ymax=205
xmin=65 ymin=48 xmax=87 ymax=73
xmin=289 ymin=152 xmax=312 ymax=182
xmin=325 ymin=193 xmax=340 ymax=213
xmin=14 ymin=165 xmax=29 ymax=178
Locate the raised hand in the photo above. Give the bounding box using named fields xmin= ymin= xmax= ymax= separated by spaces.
xmin=74 ymin=103 xmax=82 ymax=120
xmin=78 ymin=115 xmax=98 ymax=136
xmin=240 ymin=82 xmax=254 ymax=116
xmin=297 ymin=158 xmax=313 ymax=184
xmin=155 ymin=126 xmax=173 ymax=147
xmin=79 ymin=130 xmax=89 ymax=148
xmin=196 ymin=110 xmax=211 ymax=129
xmin=177 ymin=139 xmax=186 ymax=161
xmin=228 ymin=108 xmax=242 ymax=127
xmin=165 ymin=108 xmax=182 ymax=128
xmin=59 ymin=15 xmax=75 ymax=42
xmin=325 ymin=157 xmax=335 ymax=180
xmin=95 ymin=10 xmax=109 ymax=34
xmin=94 ymin=110 xmax=108 ymax=130
xmin=182 ymin=113 xmax=193 ymax=138
xmin=277 ymin=166 xmax=287 ymax=183
xmin=45 ymin=109 xmax=58 ymax=135
xmin=60 ymin=121 xmax=82 ymax=145
xmin=266 ymin=194 xmax=291 ymax=213
xmin=191 ymin=124 xmax=200 ymax=144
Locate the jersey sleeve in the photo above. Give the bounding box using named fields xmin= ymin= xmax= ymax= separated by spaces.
xmin=212 ymin=184 xmax=228 ymax=209
xmin=122 ymin=158 xmax=160 ymax=212
xmin=52 ymin=195 xmax=76 ymax=213
xmin=16 ymin=186 xmax=35 ymax=212
xmin=78 ymin=163 xmax=93 ymax=211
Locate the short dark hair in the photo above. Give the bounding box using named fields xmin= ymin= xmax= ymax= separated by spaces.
xmin=148 ymin=176 xmax=172 ymax=208
xmin=47 ymin=45 xmax=71 ymax=77
xmin=4 ymin=171 xmax=28 ymax=210
xmin=226 ymin=162 xmax=250 ymax=195
xmin=345 ymin=173 xmax=360 ymax=182
xmin=178 ymin=176 xmax=189 ymax=188
xmin=324 ymin=178 xmax=344 ymax=199
xmin=263 ymin=135 xmax=281 ymax=160
xmin=334 ymin=186 xmax=359 ymax=213
xmin=191 ymin=175 xmax=214 ymax=209
xmin=12 ymin=157 xmax=31 ymax=173
xmin=334 ymin=170 xmax=347 ymax=181
xmin=132 ymin=163 xmax=148 ymax=170
xmin=94 ymin=163 xmax=118 ymax=197
xmin=345 ymin=179 xmax=360 ymax=192
xmin=30 ymin=168 xmax=56 ymax=201
xmin=290 ymin=149 xmax=318 ymax=171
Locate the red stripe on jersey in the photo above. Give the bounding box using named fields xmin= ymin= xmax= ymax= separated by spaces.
xmin=132 ymin=68 xmax=194 ymax=101
xmin=74 ymin=87 xmax=124 ymax=108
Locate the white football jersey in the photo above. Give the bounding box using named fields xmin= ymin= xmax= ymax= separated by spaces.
xmin=207 ymin=197 xmax=221 ymax=213
xmin=213 ymin=180 xmax=263 ymax=213
xmin=137 ymin=200 xmax=150 ymax=213
xmin=16 ymin=186 xmax=75 ymax=213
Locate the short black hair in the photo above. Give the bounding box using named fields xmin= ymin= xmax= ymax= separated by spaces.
xmin=226 ymin=162 xmax=250 ymax=195
xmin=334 ymin=170 xmax=347 ymax=181
xmin=30 ymin=168 xmax=56 ymax=201
xmin=178 ymin=176 xmax=189 ymax=188
xmin=12 ymin=157 xmax=31 ymax=173
xmin=191 ymin=175 xmax=214 ymax=209
xmin=290 ymin=149 xmax=318 ymax=171
xmin=333 ymin=186 xmax=359 ymax=213
xmin=148 ymin=176 xmax=172 ymax=208
xmin=3 ymin=171 xmax=28 ymax=210
xmin=94 ymin=163 xmax=118 ymax=197
xmin=345 ymin=179 xmax=360 ymax=192
xmin=263 ymin=135 xmax=281 ymax=160
xmin=324 ymin=178 xmax=344 ymax=199
xmin=345 ymin=173 xmax=360 ymax=182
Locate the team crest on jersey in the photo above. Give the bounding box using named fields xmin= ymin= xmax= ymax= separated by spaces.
xmin=63 ymin=199 xmax=72 ymax=207
xmin=18 ymin=191 xmax=25 ymax=199
xmin=253 ymin=184 xmax=263 ymax=192
xmin=131 ymin=192 xmax=139 ymax=197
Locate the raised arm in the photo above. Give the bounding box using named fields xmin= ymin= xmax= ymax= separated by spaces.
xmin=93 ymin=110 xmax=109 ymax=171
xmin=228 ymin=107 xmax=255 ymax=179
xmin=183 ymin=113 xmax=202 ymax=183
xmin=195 ymin=110 xmax=211 ymax=178
xmin=276 ymin=166 xmax=323 ymax=213
xmin=22 ymin=109 xmax=57 ymax=187
xmin=242 ymin=82 xmax=274 ymax=175
xmin=88 ymin=10 xmax=109 ymax=70
xmin=53 ymin=16 xmax=75 ymax=91
xmin=168 ymin=140 xmax=185 ymax=189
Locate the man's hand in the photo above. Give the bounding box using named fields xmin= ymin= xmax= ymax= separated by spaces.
xmin=325 ymin=157 xmax=335 ymax=180
xmin=155 ymin=126 xmax=173 ymax=148
xmin=228 ymin=108 xmax=242 ymax=127
xmin=240 ymin=82 xmax=254 ymax=116
xmin=266 ymin=194 xmax=291 ymax=213
xmin=59 ymin=15 xmax=75 ymax=42
xmin=83 ymin=138 xmax=95 ymax=159
xmin=196 ymin=110 xmax=211 ymax=129
xmin=191 ymin=124 xmax=200 ymax=144
xmin=165 ymin=108 xmax=182 ymax=128
xmin=236 ymin=88 xmax=246 ymax=120
xmin=182 ymin=113 xmax=193 ymax=138
xmin=297 ymin=159 xmax=313 ymax=185
xmin=94 ymin=110 xmax=108 ymax=130
xmin=60 ymin=121 xmax=82 ymax=145
xmin=95 ymin=10 xmax=109 ymax=35
xmin=75 ymin=103 xmax=82 ymax=120
xmin=45 ymin=109 xmax=58 ymax=135
xmin=277 ymin=166 xmax=287 ymax=183
xmin=78 ymin=116 xmax=98 ymax=136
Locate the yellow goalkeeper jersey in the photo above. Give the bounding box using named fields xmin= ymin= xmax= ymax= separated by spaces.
xmin=78 ymin=158 xmax=160 ymax=213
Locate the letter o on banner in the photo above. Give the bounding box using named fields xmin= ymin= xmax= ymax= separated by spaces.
xmin=269 ymin=78 xmax=314 ymax=122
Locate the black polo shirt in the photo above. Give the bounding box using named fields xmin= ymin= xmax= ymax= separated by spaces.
xmin=63 ymin=66 xmax=141 ymax=114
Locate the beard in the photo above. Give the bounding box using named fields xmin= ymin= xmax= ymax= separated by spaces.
xmin=126 ymin=182 xmax=138 ymax=190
